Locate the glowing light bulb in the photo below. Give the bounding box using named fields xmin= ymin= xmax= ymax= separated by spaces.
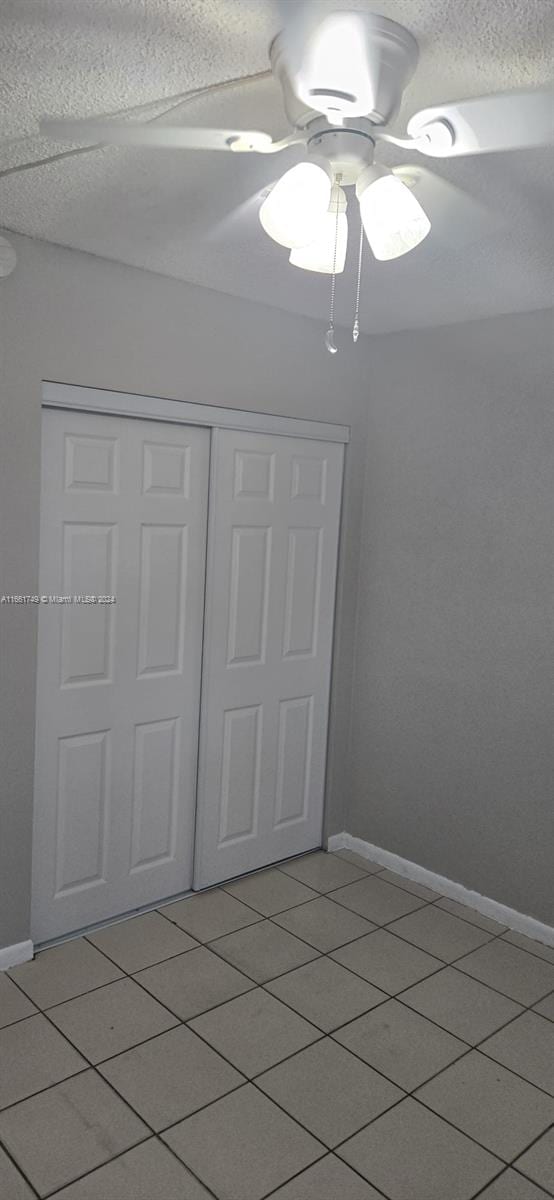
xmin=356 ymin=164 xmax=430 ymax=260
xmin=289 ymin=184 xmax=348 ymax=273
xmin=259 ymin=160 xmax=332 ymax=249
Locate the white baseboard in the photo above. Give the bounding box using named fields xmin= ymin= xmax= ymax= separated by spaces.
xmin=328 ymin=833 xmax=554 ymax=949
xmin=0 ymin=939 xmax=34 ymax=971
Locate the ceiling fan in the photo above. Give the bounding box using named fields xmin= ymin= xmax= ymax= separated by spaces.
xmin=38 ymin=7 xmax=553 ymax=344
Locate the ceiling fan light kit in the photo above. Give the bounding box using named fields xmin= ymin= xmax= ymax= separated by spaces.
xmin=37 ymin=8 xmax=554 ymax=350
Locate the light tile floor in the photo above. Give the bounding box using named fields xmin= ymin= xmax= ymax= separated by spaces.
xmin=1 ymin=851 xmax=553 ymax=1200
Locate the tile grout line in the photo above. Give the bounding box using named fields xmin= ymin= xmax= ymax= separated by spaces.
xmin=261 ymin=1152 xmax=394 ymax=1200
xmin=0 ymin=1132 xmax=43 ymax=1200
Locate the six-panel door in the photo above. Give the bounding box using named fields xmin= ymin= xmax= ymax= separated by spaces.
xmin=32 ymin=410 xmax=210 ymax=942
xmin=194 ymin=429 xmax=344 ymax=888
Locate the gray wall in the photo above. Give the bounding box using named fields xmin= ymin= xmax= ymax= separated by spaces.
xmin=0 ymin=233 xmax=369 ymax=950
xmin=348 ymin=308 xmax=554 ymax=924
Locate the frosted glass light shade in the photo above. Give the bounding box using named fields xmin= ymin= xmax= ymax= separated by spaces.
xmin=289 ymin=185 xmax=348 ymax=272
xmin=259 ymin=161 xmax=332 ymax=249
xmin=356 ymin=165 xmax=430 ymax=260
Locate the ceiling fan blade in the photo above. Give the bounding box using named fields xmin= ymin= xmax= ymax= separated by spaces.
xmin=393 ymin=164 xmax=501 ymax=248
xmin=407 ymin=88 xmax=554 ymax=157
xmin=39 ymin=117 xmax=278 ymax=153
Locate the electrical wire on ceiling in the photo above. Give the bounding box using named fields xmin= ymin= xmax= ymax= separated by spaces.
xmin=0 ymin=70 xmax=272 ymax=179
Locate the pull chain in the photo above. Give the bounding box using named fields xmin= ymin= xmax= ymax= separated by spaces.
xmin=325 ymin=173 xmax=342 ymax=354
xmin=352 ymin=211 xmax=364 ymax=343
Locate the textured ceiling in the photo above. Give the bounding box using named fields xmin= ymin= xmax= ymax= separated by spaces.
xmin=1 ymin=0 xmax=553 ymax=334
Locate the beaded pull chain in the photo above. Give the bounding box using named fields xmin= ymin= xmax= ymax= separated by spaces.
xmin=352 ymin=210 xmax=364 ymax=343
xmin=325 ymin=173 xmax=342 ymax=354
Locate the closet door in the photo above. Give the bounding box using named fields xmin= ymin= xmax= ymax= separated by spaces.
xmin=32 ymin=409 xmax=209 ymax=942
xmin=194 ymin=429 xmax=344 ymax=888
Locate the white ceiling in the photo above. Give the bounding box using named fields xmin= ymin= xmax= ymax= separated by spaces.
xmin=1 ymin=0 xmax=553 ymax=334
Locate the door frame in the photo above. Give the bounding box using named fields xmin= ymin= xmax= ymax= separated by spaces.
xmin=42 ymin=382 xmax=350 ymax=443
xmin=33 ymin=382 xmax=349 ymax=941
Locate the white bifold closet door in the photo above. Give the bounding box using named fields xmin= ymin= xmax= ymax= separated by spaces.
xmin=32 ymin=409 xmax=209 ymax=942
xmin=194 ymin=428 xmax=344 ymax=888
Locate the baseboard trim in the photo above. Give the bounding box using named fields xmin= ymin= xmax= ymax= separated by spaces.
xmin=327 ymin=833 xmax=554 ymax=948
xmin=0 ymin=939 xmax=34 ymax=971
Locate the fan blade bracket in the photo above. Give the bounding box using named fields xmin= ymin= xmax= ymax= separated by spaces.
xmin=408 ymin=119 xmax=456 ymax=156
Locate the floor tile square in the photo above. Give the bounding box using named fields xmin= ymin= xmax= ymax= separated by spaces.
xmin=270 ymin=1153 xmax=385 ymax=1199
xmin=331 ymin=875 xmax=427 ymax=924
xmin=279 ymin=851 xmax=369 ymax=892
xmin=477 ymin=1167 xmax=552 ymax=1199
xmin=0 ymin=1013 xmax=85 ymax=1108
xmin=223 ymin=868 xmax=318 ymax=916
xmin=416 ymin=1050 xmax=554 ymax=1160
xmin=51 ymin=1139 xmax=213 ymax=1199
xmin=533 ymin=991 xmax=554 ymax=1021
xmin=209 ymin=920 xmax=318 ymax=983
xmin=48 ymin=976 xmax=178 ymax=1062
xmin=337 ymin=1097 xmax=502 ymax=1200
xmin=331 ymin=928 xmax=442 ymax=994
xmin=257 ymin=1037 xmax=402 ymax=1148
xmin=389 ymin=905 xmax=494 ymax=962
xmin=456 ymin=939 xmax=554 ymax=1006
xmin=514 ymin=1127 xmax=554 ymax=1194
xmin=265 ymin=956 xmax=387 ymax=1033
xmin=86 ymin=911 xmax=197 ymax=973
xmin=502 ymin=931 xmax=554 ymax=963
xmin=0 ymin=1145 xmax=34 ymax=1200
xmin=0 ymin=1070 xmax=147 ymax=1197
xmin=160 ymin=886 xmax=263 ymax=939
xmin=480 ymin=1011 xmax=554 ymax=1094
xmin=189 ymin=986 xmax=320 ymax=1076
xmin=162 ymin=1083 xmax=323 ymax=1200
xmin=401 ymin=966 xmax=523 ymax=1043
xmin=435 ymin=897 xmax=508 ymax=934
xmin=99 ymin=1024 xmax=243 ymax=1129
xmin=334 ymin=999 xmax=467 ymax=1091
xmin=135 ymin=946 xmax=254 ymax=1020
xmin=8 ymin=939 xmax=122 ymax=1009
xmin=377 ymin=869 xmax=440 ymax=900
xmin=332 ymin=850 xmax=383 ymax=874
xmin=0 ymin=972 xmax=37 ymax=1029
xmin=272 ymin=896 xmax=375 ymax=952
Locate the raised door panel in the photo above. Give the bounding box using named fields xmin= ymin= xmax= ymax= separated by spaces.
xmin=274 ymin=696 xmax=313 ymax=829
xmin=54 ymin=730 xmax=110 ymax=897
xmin=130 ymin=718 xmax=180 ymax=872
xmin=282 ymin=528 xmax=322 ymax=659
xmin=136 ymin=525 xmax=187 ymax=677
xmin=60 ymin=524 xmax=116 ymax=687
xmin=218 ymin=705 xmax=262 ymax=845
xmin=226 ymin=527 xmax=271 ymax=667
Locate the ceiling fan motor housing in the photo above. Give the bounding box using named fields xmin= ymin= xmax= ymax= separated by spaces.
xmin=270 ymin=12 xmax=419 ymax=129
xmin=306 ymin=118 xmax=377 ymax=185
